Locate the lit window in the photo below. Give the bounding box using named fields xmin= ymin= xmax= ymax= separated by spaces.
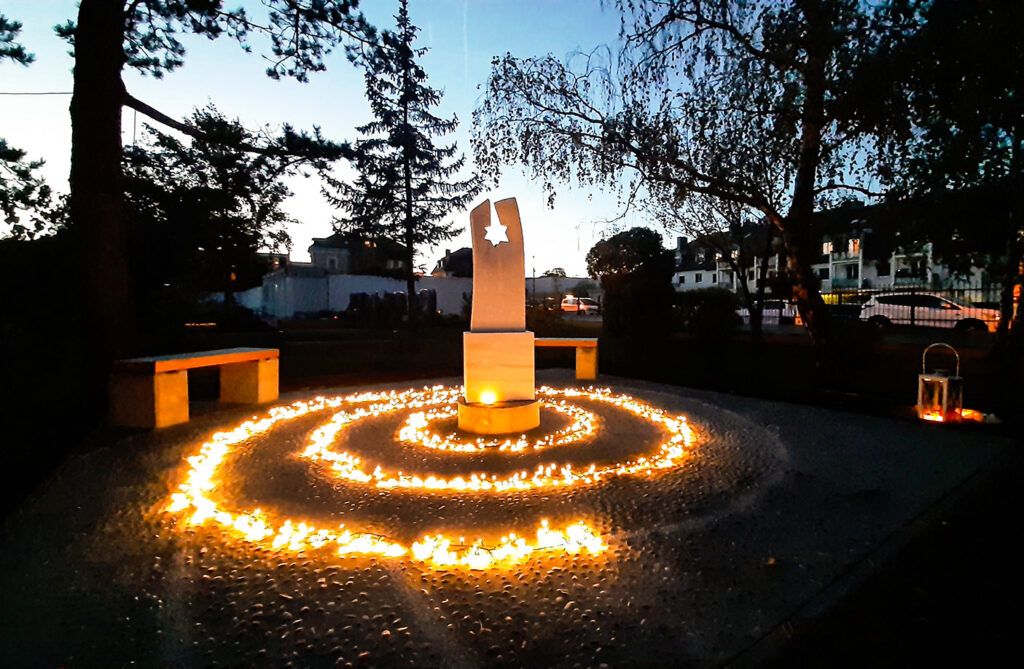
xmin=849 ymin=238 xmax=861 ymax=254
xmin=822 ymin=241 xmax=833 ymax=254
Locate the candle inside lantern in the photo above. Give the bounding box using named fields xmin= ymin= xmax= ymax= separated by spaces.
xmin=917 ymin=343 xmax=964 ymax=423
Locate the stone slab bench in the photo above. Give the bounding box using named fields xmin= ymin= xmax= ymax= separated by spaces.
xmin=110 ymin=347 xmax=279 ymax=428
xmin=534 ymin=337 xmax=598 ymax=380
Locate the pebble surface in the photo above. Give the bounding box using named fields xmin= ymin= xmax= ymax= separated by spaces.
xmin=0 ymin=371 xmax=1008 ymax=667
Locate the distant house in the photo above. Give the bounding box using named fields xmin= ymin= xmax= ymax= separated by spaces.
xmin=672 ymin=236 xmax=720 ymax=291
xmin=431 ymin=247 xmax=473 ymax=277
xmin=673 ymin=189 xmax=1008 ymax=300
xmin=672 ymin=227 xmax=785 ymax=294
xmin=811 ymin=198 xmax=991 ymax=293
xmin=308 ymin=233 xmax=408 ymax=277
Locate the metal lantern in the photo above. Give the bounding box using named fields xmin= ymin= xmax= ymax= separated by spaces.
xmin=917 ymin=343 xmax=964 ymax=423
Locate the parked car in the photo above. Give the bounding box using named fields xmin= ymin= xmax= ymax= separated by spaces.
xmin=561 ymin=295 xmax=600 ymax=314
xmin=858 ymin=292 xmax=999 ymax=332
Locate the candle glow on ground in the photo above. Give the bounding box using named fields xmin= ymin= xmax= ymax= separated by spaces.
xmin=164 ymin=385 xmax=696 ymax=571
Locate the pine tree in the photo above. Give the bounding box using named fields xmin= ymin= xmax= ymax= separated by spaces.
xmin=54 ymin=0 xmax=372 ymax=390
xmin=329 ymin=0 xmax=480 ymax=324
xmin=0 ymin=14 xmax=52 ymax=238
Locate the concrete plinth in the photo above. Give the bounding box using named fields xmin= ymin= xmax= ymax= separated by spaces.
xmin=462 ymin=331 xmax=536 ymax=405
xmin=576 ymin=345 xmax=598 ymax=380
xmin=220 ymin=358 xmax=279 ymax=404
xmin=110 ymin=370 xmax=189 ymax=429
xmin=457 ymin=397 xmax=540 ymax=435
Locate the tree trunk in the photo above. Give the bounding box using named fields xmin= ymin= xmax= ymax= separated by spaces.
xmin=404 ymin=223 xmax=416 ymax=328
xmin=753 ymin=244 xmax=774 ymax=340
xmin=784 ymin=2 xmax=831 ymax=348
xmin=994 ymin=174 xmax=1022 ymax=417
xmin=401 ymin=39 xmax=417 ymax=330
xmin=996 ymin=228 xmax=1019 ymax=338
xmin=69 ymin=0 xmax=137 ymax=389
xmin=733 ymin=248 xmax=762 ymax=345
xmin=996 ymin=131 xmax=1021 ymax=338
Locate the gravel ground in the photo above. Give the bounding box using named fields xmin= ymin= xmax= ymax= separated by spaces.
xmin=0 ymin=370 xmax=1011 ymax=667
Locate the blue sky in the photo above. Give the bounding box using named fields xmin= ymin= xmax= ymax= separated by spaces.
xmin=0 ymin=0 xmax=657 ymax=276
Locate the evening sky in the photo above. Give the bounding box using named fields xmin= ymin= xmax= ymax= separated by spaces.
xmin=1 ymin=0 xmax=656 ymax=276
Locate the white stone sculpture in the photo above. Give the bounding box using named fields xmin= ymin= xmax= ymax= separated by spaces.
xmin=458 ymin=198 xmax=541 ymax=434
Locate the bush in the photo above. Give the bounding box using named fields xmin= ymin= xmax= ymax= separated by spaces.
xmin=569 ymin=280 xmax=597 ymax=298
xmin=602 ymin=272 xmax=675 ymax=339
xmin=526 ymin=304 xmax=560 ymax=333
xmin=674 ymin=288 xmax=741 ymax=338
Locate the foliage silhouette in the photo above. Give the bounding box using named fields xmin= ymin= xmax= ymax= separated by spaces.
xmin=326 ymin=0 xmax=480 ymax=326
xmin=123 ymin=106 xmax=301 ymax=331
xmin=475 ymin=0 xmax=926 ymax=347
xmin=586 ymin=227 xmax=674 ymax=339
xmin=0 ymin=14 xmax=54 ymax=239
xmin=57 ymin=0 xmax=376 ymax=380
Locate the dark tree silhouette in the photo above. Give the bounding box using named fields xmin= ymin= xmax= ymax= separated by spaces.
xmin=57 ymin=0 xmax=376 ymax=384
xmin=858 ymin=0 xmax=1023 ymax=334
xmin=651 ymin=196 xmax=778 ymax=343
xmin=586 ymin=227 xmax=674 ymax=339
xmin=326 ymin=0 xmax=480 ymax=325
xmin=0 ymin=14 xmax=53 ymax=238
xmin=475 ymin=1 xmax=918 ymax=346
xmin=123 ymin=106 xmax=301 ymax=327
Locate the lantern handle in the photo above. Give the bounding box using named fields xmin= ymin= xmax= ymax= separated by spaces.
xmin=922 ymin=342 xmax=959 ymax=376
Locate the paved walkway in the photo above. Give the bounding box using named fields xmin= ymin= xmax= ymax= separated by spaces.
xmin=0 ymin=371 xmax=1012 ymax=667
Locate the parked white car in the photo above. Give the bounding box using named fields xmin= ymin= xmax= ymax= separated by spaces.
xmin=859 ymin=293 xmax=999 ymax=332
xmin=560 ymin=296 xmax=600 ymax=314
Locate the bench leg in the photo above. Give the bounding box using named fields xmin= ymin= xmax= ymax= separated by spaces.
xmin=110 ymin=370 xmax=189 ymax=428
xmin=575 ymin=346 xmax=598 ymax=380
xmin=220 ymin=358 xmax=279 ymax=404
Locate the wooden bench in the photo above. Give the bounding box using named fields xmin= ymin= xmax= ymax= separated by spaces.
xmin=535 ymin=338 xmax=598 ymax=380
xmin=110 ymin=347 xmax=279 ymax=428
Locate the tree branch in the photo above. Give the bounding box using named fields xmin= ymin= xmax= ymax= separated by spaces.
xmin=122 ymin=89 xmax=353 ymax=161
xmin=813 ymin=183 xmax=883 ymax=197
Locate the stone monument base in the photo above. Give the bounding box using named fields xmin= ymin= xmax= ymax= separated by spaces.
xmin=457 ymin=397 xmax=540 ymax=435
xmin=462 ymin=331 xmax=535 ymax=405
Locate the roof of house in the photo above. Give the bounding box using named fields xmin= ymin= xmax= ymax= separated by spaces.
xmin=309 ymin=233 xmax=407 ymax=255
xmin=431 ymin=247 xmax=473 ymax=277
xmin=675 ymin=222 xmax=782 ymax=271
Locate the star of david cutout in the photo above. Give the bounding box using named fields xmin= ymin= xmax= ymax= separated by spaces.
xmin=483 ymin=220 xmax=509 ymax=246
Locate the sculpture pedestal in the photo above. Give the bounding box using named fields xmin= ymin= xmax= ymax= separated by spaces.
xmin=460 ymin=331 xmax=540 ymax=433
xmin=457 ymin=397 xmax=540 ymax=435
